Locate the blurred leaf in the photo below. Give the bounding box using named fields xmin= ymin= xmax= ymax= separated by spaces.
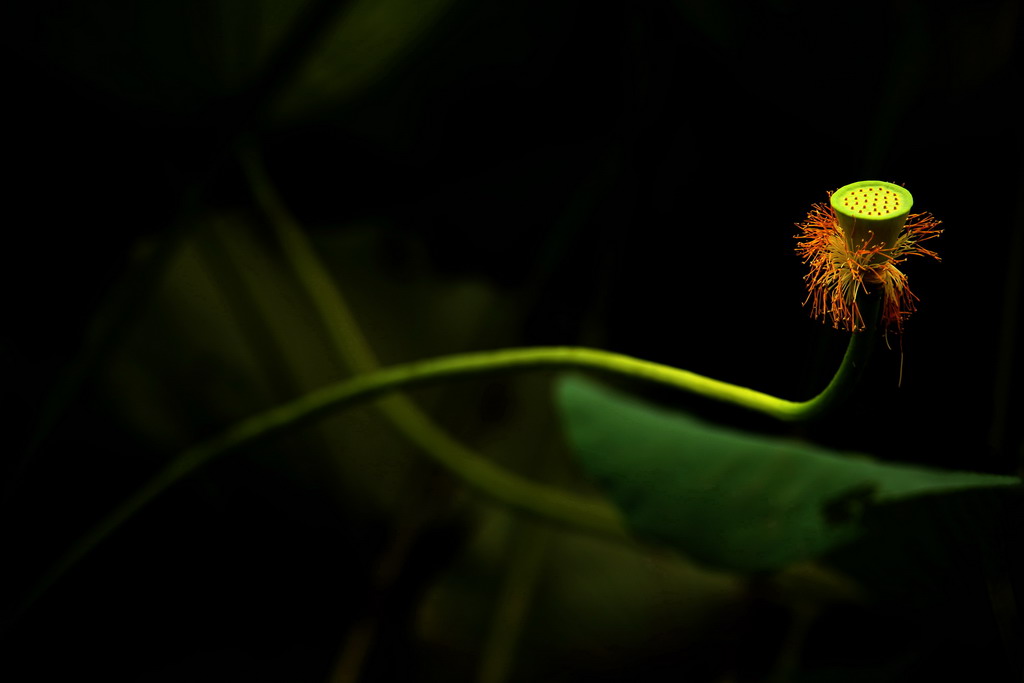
xmin=271 ymin=0 xmax=459 ymax=120
xmin=416 ymin=508 xmax=743 ymax=680
xmin=556 ymin=375 xmax=1019 ymax=573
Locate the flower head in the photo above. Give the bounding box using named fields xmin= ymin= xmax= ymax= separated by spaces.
xmin=795 ymin=181 xmax=942 ymax=333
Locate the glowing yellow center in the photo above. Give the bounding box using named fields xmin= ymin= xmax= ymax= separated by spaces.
xmin=832 ymin=182 xmax=911 ymax=220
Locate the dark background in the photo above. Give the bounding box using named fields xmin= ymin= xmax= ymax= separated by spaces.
xmin=2 ymin=1 xmax=1022 ymax=681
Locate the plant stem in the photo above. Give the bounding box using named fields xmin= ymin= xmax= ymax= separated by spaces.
xmin=789 ymin=297 xmax=880 ymax=421
xmin=19 ymin=329 xmax=871 ymax=618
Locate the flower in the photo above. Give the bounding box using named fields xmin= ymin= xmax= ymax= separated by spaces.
xmin=795 ymin=181 xmax=942 ymax=333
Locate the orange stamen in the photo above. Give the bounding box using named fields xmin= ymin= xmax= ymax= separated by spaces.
xmin=795 ymin=203 xmax=942 ymax=333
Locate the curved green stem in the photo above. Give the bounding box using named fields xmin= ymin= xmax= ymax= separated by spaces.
xmin=21 ymin=331 xmax=872 ymax=617
xmin=789 ymin=299 xmax=879 ymax=421
xmin=29 ymin=329 xmax=871 ymax=596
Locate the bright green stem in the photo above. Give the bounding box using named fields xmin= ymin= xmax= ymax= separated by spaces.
xmin=22 ymin=328 xmax=874 ymax=616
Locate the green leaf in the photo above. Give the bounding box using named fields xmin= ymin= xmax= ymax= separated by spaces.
xmin=271 ymin=0 xmax=459 ymax=121
xmin=556 ymin=375 xmax=1019 ymax=573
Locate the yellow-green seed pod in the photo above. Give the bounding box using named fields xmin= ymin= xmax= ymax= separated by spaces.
xmin=830 ymin=180 xmax=913 ymax=257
